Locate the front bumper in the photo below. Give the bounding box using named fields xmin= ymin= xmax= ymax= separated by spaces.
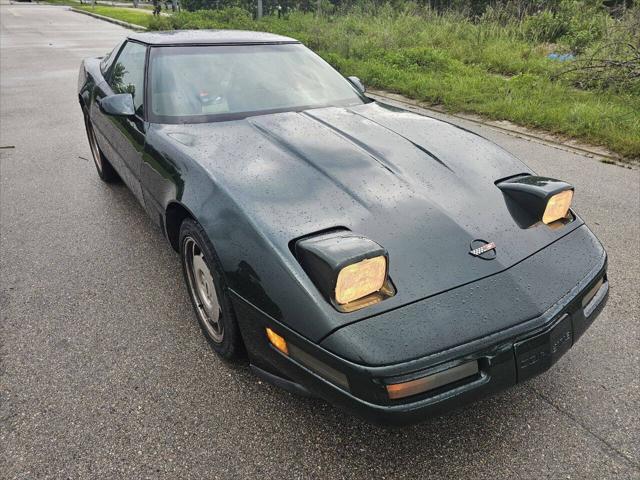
xmin=231 ymin=258 xmax=607 ymax=426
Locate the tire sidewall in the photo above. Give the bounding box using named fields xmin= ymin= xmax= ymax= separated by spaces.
xmin=82 ymin=106 xmax=118 ymax=183
xmin=179 ymin=218 xmax=241 ymax=359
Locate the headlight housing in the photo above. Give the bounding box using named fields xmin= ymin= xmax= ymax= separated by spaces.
xmin=497 ymin=175 xmax=574 ymax=226
xmin=295 ymin=231 xmax=394 ymax=311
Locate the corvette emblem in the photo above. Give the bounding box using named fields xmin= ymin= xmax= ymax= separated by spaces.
xmin=469 ymin=240 xmax=497 ymax=259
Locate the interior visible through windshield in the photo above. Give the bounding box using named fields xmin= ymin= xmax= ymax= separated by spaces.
xmin=149 ymin=43 xmax=366 ymax=123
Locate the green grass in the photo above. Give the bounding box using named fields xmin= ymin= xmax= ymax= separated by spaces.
xmin=74 ymin=5 xmax=153 ymax=27
xmin=43 ymin=0 xmax=153 ymax=7
xmin=41 ymin=0 xmax=81 ymax=5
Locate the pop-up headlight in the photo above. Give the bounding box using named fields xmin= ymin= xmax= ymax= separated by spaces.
xmin=295 ymin=231 xmax=394 ymax=311
xmin=497 ymin=175 xmax=574 ymax=226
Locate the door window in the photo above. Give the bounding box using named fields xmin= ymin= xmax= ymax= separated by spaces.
xmin=108 ymin=41 xmax=146 ymax=117
xmin=100 ymin=40 xmax=124 ymax=76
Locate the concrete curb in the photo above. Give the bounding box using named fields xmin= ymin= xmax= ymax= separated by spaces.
xmin=70 ymin=7 xmax=147 ymax=31
xmin=368 ymin=89 xmax=634 ymax=166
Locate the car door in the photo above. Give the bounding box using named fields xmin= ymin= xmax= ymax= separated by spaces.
xmin=91 ymin=40 xmax=147 ymax=205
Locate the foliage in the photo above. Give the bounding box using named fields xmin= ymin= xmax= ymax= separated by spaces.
xmin=181 ymin=0 xmax=253 ymax=13
xmin=150 ymin=6 xmax=254 ymax=28
xmin=557 ymin=6 xmax=640 ymax=94
xmin=521 ymin=1 xmax=609 ymax=52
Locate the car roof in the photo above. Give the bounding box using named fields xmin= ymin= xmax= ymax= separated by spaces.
xmin=128 ymin=29 xmax=299 ymax=46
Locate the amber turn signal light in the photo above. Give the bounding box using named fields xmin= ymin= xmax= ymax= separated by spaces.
xmin=386 ymin=361 xmax=479 ymax=400
xmin=265 ymin=328 xmax=288 ymax=355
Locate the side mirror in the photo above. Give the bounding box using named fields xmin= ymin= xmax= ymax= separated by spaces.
xmin=99 ymin=93 xmax=135 ymax=117
xmin=347 ymin=76 xmax=365 ymax=94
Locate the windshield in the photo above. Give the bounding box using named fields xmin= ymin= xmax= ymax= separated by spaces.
xmin=148 ymin=43 xmax=366 ymax=123
xmin=149 ymin=44 xmax=366 ymax=123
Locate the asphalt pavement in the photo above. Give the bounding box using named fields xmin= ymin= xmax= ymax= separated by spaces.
xmin=1 ymin=4 xmax=639 ymax=479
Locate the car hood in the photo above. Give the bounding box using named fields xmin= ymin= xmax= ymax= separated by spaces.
xmin=154 ymin=101 xmax=583 ymax=337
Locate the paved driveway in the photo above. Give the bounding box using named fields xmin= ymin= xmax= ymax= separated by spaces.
xmin=1 ymin=4 xmax=638 ymax=479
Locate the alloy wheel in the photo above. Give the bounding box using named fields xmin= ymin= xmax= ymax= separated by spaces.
xmin=183 ymin=236 xmax=224 ymax=343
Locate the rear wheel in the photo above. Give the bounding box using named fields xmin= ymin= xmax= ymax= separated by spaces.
xmin=82 ymin=107 xmax=119 ymax=183
xmin=180 ymin=218 xmax=243 ymax=359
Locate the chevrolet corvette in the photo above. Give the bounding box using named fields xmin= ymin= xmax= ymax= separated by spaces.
xmin=78 ymin=30 xmax=609 ymax=425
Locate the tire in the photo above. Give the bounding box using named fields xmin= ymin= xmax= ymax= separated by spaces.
xmin=82 ymin=107 xmax=119 ymax=183
xmin=179 ymin=218 xmax=243 ymax=360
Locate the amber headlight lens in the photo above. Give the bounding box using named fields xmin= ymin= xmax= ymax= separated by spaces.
xmin=335 ymin=256 xmax=386 ymax=305
xmin=543 ymin=189 xmax=573 ymax=224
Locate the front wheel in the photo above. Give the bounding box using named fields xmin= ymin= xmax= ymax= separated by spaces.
xmin=180 ymin=218 xmax=243 ymax=360
xmin=82 ymin=107 xmax=119 ymax=183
